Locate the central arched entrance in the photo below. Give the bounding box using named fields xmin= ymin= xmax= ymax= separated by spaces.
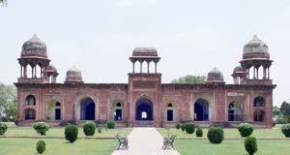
xmin=194 ymin=98 xmax=209 ymax=121
xmin=135 ymin=98 xmax=153 ymax=121
xmin=80 ymin=97 xmax=95 ymax=120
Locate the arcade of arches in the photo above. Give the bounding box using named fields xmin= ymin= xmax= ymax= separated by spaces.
xmin=16 ymin=38 xmax=275 ymax=128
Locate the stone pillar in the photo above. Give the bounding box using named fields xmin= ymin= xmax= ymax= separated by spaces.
xmin=140 ymin=61 xmax=143 ymax=73
xmin=268 ymin=67 xmax=270 ymax=79
xmin=147 ymin=61 xmax=150 ymax=73
xmin=132 ymin=62 xmax=135 ymax=73
xmin=154 ymin=62 xmax=157 ymax=73
xmin=20 ymin=66 xmax=23 ymax=78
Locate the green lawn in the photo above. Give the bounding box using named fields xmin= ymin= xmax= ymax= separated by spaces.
xmin=158 ymin=128 xmax=285 ymax=139
xmin=4 ymin=127 xmax=131 ymax=138
xmin=158 ymin=127 xmax=290 ymax=155
xmin=0 ymin=138 xmax=116 ymax=155
xmin=176 ymin=139 xmax=290 ymax=155
xmin=0 ymin=127 xmax=132 ymax=155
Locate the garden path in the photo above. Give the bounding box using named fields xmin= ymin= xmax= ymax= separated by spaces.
xmin=111 ymin=127 xmax=180 ymax=155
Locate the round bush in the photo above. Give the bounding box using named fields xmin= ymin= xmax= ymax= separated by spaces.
xmin=196 ymin=127 xmax=203 ymax=137
xmin=33 ymin=122 xmax=50 ymax=136
xmin=106 ymin=120 xmax=115 ymax=129
xmin=36 ymin=140 xmax=46 ymax=154
xmin=244 ymin=136 xmax=258 ymax=155
xmin=207 ymin=127 xmax=224 ymax=144
xmin=176 ymin=123 xmax=181 ymax=130
xmin=97 ymin=127 xmax=102 ymax=133
xmin=184 ymin=123 xmax=195 ymax=134
xmin=83 ymin=121 xmax=96 ymax=136
xmin=181 ymin=124 xmax=186 ymax=132
xmin=281 ymin=124 xmax=290 ymax=137
xmin=238 ymin=123 xmax=254 ymax=137
xmin=0 ymin=122 xmax=8 ymax=135
xmin=65 ymin=124 xmax=78 ymax=143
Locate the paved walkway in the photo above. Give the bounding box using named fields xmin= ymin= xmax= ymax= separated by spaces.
xmin=112 ymin=128 xmax=180 ymax=155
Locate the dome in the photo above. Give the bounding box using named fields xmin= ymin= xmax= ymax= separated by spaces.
xmin=233 ymin=66 xmax=243 ymax=73
xmin=21 ymin=34 xmax=48 ymax=58
xmin=243 ymin=35 xmax=270 ymax=59
xmin=65 ymin=66 xmax=83 ymax=84
xmin=132 ymin=47 xmax=158 ymax=57
xmin=46 ymin=65 xmax=57 ymax=73
xmin=207 ymin=67 xmax=224 ymax=83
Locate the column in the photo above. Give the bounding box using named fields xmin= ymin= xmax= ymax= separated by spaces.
xmin=132 ymin=62 xmax=135 ymax=73
xmin=20 ymin=66 xmax=23 ymax=78
xmin=24 ymin=65 xmax=27 ymax=78
xmin=140 ymin=61 xmax=143 ymax=73
xmin=263 ymin=67 xmax=266 ymax=79
xmin=31 ymin=66 xmax=34 ymax=79
xmin=268 ymin=67 xmax=270 ymax=79
xmin=154 ymin=62 xmax=157 ymax=73
xmin=256 ymin=67 xmax=259 ymax=80
xmin=253 ymin=67 xmax=256 ymax=79
xmin=147 ymin=61 xmax=150 ymax=73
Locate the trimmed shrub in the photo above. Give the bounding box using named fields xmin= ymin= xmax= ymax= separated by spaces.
xmin=83 ymin=121 xmax=96 ymax=136
xmin=33 ymin=122 xmax=50 ymax=136
xmin=184 ymin=123 xmax=195 ymax=134
xmin=65 ymin=124 xmax=78 ymax=143
xmin=281 ymin=124 xmax=290 ymax=137
xmin=196 ymin=127 xmax=203 ymax=137
xmin=176 ymin=123 xmax=181 ymax=130
xmin=244 ymin=136 xmax=258 ymax=155
xmin=36 ymin=140 xmax=46 ymax=154
xmin=181 ymin=124 xmax=186 ymax=132
xmin=106 ymin=120 xmax=115 ymax=129
xmin=207 ymin=127 xmax=224 ymax=144
xmin=0 ymin=122 xmax=8 ymax=135
xmin=238 ymin=123 xmax=254 ymax=137
xmin=97 ymin=127 xmax=102 ymax=133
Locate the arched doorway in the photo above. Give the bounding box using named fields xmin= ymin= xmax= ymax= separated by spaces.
xmin=55 ymin=102 xmax=61 ymax=120
xmin=167 ymin=103 xmax=174 ymax=121
xmin=80 ymin=97 xmax=95 ymax=120
xmin=254 ymin=110 xmax=265 ymax=122
xmin=228 ymin=102 xmax=242 ymax=121
xmin=135 ymin=98 xmax=153 ymax=121
xmin=24 ymin=108 xmax=35 ymax=120
xmin=114 ymin=102 xmax=122 ymax=121
xmin=194 ymin=98 xmax=209 ymax=121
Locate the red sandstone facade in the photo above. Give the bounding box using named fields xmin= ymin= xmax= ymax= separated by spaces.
xmin=15 ymin=35 xmax=276 ymax=128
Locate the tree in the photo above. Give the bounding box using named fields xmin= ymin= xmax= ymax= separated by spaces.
xmin=171 ymin=75 xmax=206 ymax=84
xmin=273 ymin=106 xmax=280 ymax=117
xmin=280 ymin=101 xmax=290 ymax=116
xmin=0 ymin=83 xmax=17 ymax=121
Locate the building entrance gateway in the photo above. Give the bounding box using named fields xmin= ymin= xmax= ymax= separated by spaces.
xmin=135 ymin=98 xmax=153 ymax=121
xmin=80 ymin=97 xmax=95 ymax=120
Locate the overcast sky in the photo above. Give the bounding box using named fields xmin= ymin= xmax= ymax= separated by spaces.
xmin=0 ymin=0 xmax=290 ymax=106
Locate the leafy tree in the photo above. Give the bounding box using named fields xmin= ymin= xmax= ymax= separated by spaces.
xmin=280 ymin=101 xmax=290 ymax=116
xmin=272 ymin=106 xmax=280 ymax=117
xmin=0 ymin=83 xmax=17 ymax=121
xmin=171 ymin=75 xmax=206 ymax=84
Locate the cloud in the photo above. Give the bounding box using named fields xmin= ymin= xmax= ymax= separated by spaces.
xmin=116 ymin=0 xmax=159 ymax=7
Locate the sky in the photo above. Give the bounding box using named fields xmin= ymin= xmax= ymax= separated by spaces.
xmin=0 ymin=0 xmax=290 ymax=106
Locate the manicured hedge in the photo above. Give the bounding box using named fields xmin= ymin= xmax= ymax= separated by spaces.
xmin=65 ymin=124 xmax=78 ymax=143
xmin=196 ymin=127 xmax=203 ymax=137
xmin=106 ymin=120 xmax=115 ymax=129
xmin=281 ymin=124 xmax=290 ymax=137
xmin=207 ymin=127 xmax=224 ymax=144
xmin=238 ymin=123 xmax=254 ymax=137
xmin=36 ymin=140 xmax=46 ymax=154
xmin=244 ymin=136 xmax=258 ymax=155
xmin=33 ymin=122 xmax=50 ymax=136
xmin=0 ymin=122 xmax=8 ymax=135
xmin=83 ymin=121 xmax=96 ymax=136
xmin=184 ymin=123 xmax=195 ymax=134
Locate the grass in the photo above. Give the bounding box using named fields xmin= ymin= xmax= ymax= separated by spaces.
xmin=159 ymin=127 xmax=290 ymax=155
xmin=0 ymin=138 xmax=116 ymax=155
xmin=158 ymin=128 xmax=285 ymax=139
xmin=176 ymin=139 xmax=290 ymax=155
xmin=4 ymin=127 xmax=131 ymax=138
xmin=0 ymin=127 xmax=132 ymax=155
